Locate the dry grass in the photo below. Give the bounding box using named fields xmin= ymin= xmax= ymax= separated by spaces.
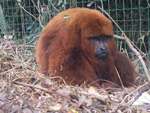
xmin=0 ymin=39 xmax=150 ymax=113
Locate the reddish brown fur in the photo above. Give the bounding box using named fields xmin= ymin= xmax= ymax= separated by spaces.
xmin=36 ymin=8 xmax=135 ymax=87
xmin=114 ymin=52 xmax=135 ymax=86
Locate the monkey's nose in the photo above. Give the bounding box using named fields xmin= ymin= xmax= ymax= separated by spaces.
xmin=100 ymin=46 xmax=105 ymax=51
xmin=95 ymin=47 xmax=109 ymax=59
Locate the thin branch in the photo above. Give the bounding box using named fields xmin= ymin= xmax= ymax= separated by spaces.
xmin=114 ymin=66 xmax=125 ymax=89
xmin=112 ymin=81 xmax=150 ymax=112
xmin=48 ymin=0 xmax=60 ymax=13
xmin=0 ymin=26 xmax=6 ymax=35
xmin=13 ymin=81 xmax=68 ymax=98
xmin=100 ymin=0 xmax=104 ymax=10
xmin=17 ymin=2 xmax=37 ymax=20
xmin=114 ymin=35 xmax=150 ymax=81
xmin=13 ymin=88 xmax=34 ymax=113
xmin=17 ymin=1 xmax=44 ymax=28
xmin=97 ymin=6 xmax=150 ymax=81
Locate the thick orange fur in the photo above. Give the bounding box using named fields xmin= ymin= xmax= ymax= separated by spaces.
xmin=36 ymin=8 xmax=135 ymax=87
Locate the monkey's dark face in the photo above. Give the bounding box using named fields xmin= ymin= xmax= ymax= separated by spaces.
xmin=79 ymin=10 xmax=117 ymax=61
xmin=89 ymin=36 xmax=111 ymax=59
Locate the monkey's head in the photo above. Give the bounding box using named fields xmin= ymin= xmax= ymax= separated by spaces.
xmin=78 ymin=9 xmax=117 ymax=62
xmin=89 ymin=36 xmax=110 ymax=59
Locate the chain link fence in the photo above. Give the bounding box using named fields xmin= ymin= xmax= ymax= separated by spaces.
xmin=0 ymin=0 xmax=150 ymax=56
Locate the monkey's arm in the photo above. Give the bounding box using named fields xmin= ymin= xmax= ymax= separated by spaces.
xmin=114 ymin=52 xmax=135 ymax=86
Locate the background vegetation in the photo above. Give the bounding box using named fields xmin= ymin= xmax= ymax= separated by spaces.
xmin=0 ymin=0 xmax=149 ymax=51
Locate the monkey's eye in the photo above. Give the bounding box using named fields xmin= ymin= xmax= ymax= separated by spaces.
xmin=90 ymin=37 xmax=100 ymax=41
xmin=89 ymin=37 xmax=99 ymax=44
xmin=91 ymin=37 xmax=99 ymax=41
xmin=103 ymin=36 xmax=110 ymax=43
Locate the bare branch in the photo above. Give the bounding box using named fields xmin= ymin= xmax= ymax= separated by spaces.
xmin=97 ymin=6 xmax=150 ymax=81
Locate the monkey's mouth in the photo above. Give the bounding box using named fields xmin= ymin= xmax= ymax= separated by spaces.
xmin=95 ymin=52 xmax=109 ymax=59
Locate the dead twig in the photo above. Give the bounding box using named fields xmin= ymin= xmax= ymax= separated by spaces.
xmin=112 ymin=81 xmax=150 ymax=112
xmin=114 ymin=65 xmax=125 ymax=89
xmin=114 ymin=35 xmax=150 ymax=81
xmin=13 ymin=81 xmax=69 ymax=98
xmin=97 ymin=6 xmax=150 ymax=81
xmin=121 ymin=81 xmax=150 ymax=112
xmin=48 ymin=0 xmax=60 ymax=13
xmin=13 ymin=88 xmax=34 ymax=113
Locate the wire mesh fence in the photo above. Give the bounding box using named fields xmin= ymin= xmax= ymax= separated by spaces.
xmin=0 ymin=0 xmax=150 ymax=55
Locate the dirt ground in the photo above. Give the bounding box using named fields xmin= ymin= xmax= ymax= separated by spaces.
xmin=0 ymin=39 xmax=150 ymax=113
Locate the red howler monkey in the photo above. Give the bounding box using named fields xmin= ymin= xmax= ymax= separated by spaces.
xmin=36 ymin=8 xmax=135 ymax=87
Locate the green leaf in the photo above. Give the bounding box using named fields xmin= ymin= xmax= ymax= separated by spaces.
xmin=49 ymin=106 xmax=61 ymax=111
xmin=138 ymin=36 xmax=145 ymax=42
xmin=27 ymin=26 xmax=32 ymax=31
xmin=26 ymin=36 xmax=30 ymax=39
xmin=57 ymin=0 xmax=63 ymax=6
xmin=64 ymin=15 xmax=70 ymax=19
xmin=71 ymin=109 xmax=78 ymax=113
xmin=0 ymin=4 xmax=8 ymax=34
